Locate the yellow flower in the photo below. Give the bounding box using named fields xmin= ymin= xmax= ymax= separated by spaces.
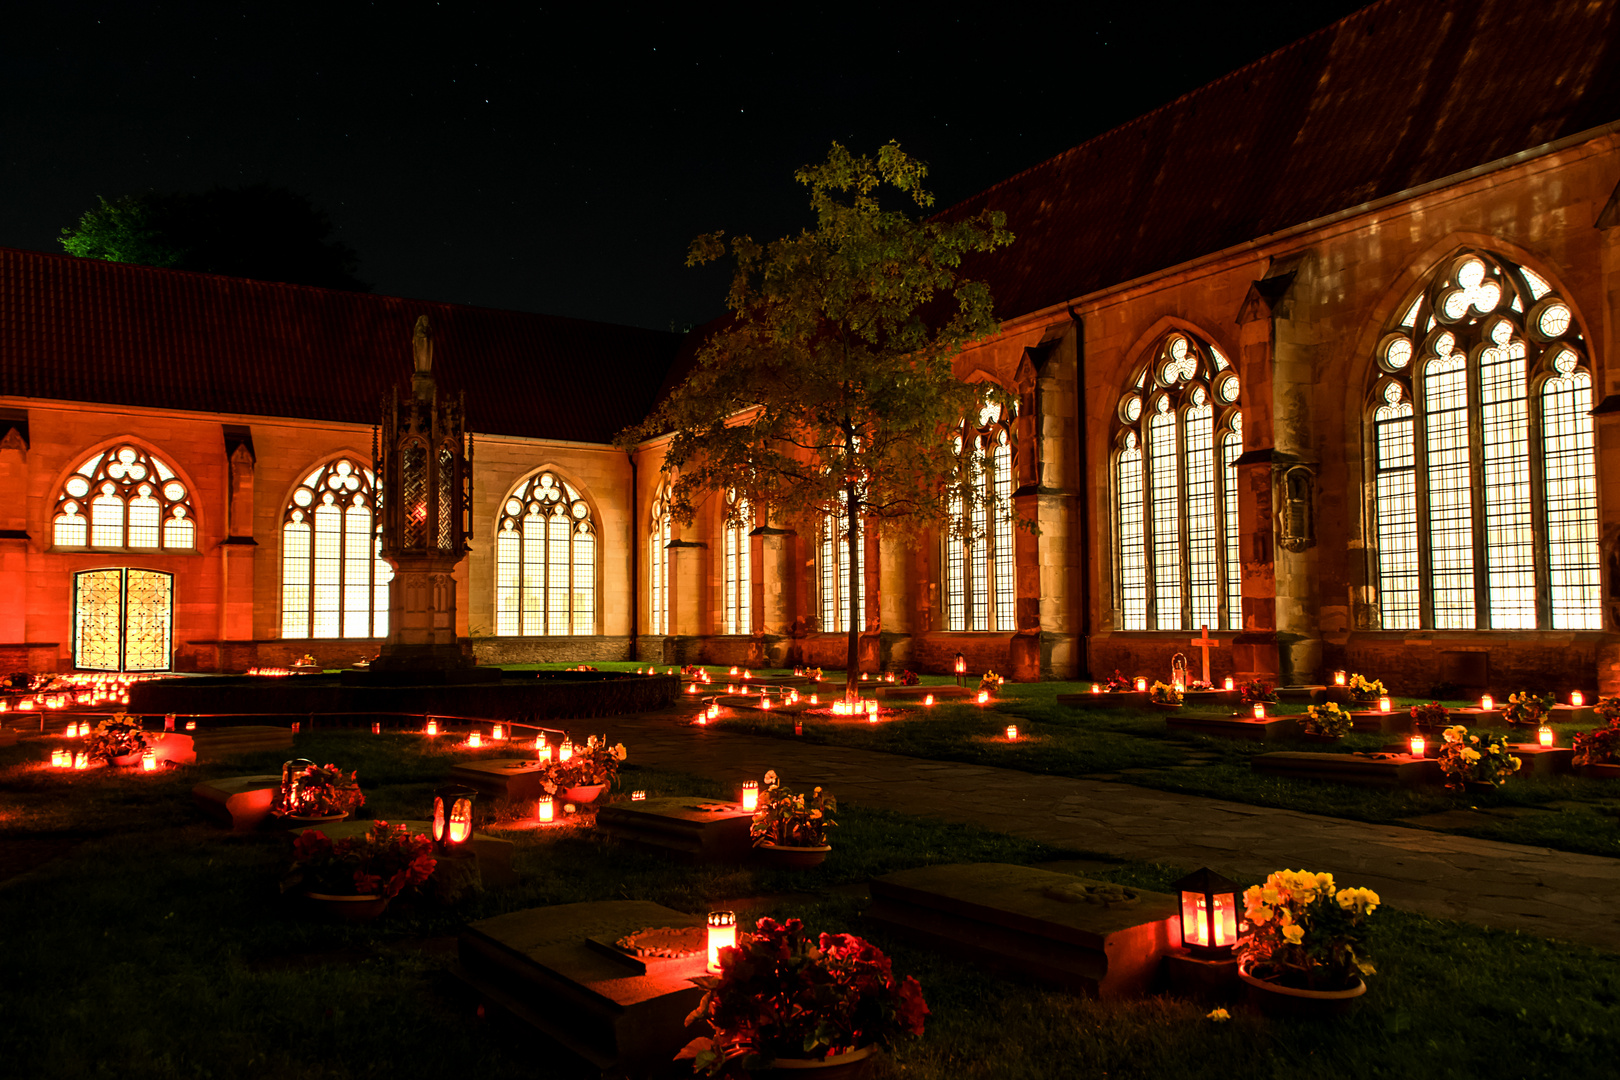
xmin=1510 ymin=756 xmax=1521 ymax=771
xmin=1462 ymin=748 xmax=1481 ymax=762
xmin=1282 ymin=925 xmax=1305 ymax=945
xmin=1260 ymin=887 xmax=1279 ymax=906
xmin=1206 ymin=1007 xmax=1230 ymax=1023
xmin=1251 ymin=905 xmax=1273 ymax=924
xmin=1337 ymin=889 xmax=1356 ymax=910
xmin=1314 ymin=872 xmax=1335 ymax=892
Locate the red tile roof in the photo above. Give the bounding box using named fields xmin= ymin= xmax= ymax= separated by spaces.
xmin=945 ymin=0 xmax=1620 ymax=319
xmin=0 ymin=246 xmax=685 ymax=443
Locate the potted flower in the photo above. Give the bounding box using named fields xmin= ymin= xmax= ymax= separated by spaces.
xmin=85 ymin=712 xmax=149 ymax=766
xmin=1103 ymin=670 xmax=1134 ymax=693
xmin=979 ymin=670 xmax=1005 ymax=694
xmin=1502 ymin=691 xmax=1555 ymax=728
xmin=1302 ymin=702 xmax=1351 ymax=740
xmin=1572 ymin=703 xmax=1620 ymax=779
xmin=1409 ymin=700 xmax=1449 ymax=731
xmin=542 ymin=734 xmax=627 ymax=804
xmin=284 ymin=821 xmax=437 ymax=921
xmin=683 ymin=916 xmax=928 ymax=1077
xmin=897 ymin=670 xmax=920 ymax=686
xmin=1149 ymin=681 xmax=1183 ymax=708
xmin=275 ymin=762 xmax=365 ymax=822
xmin=1346 ymin=674 xmax=1385 ymax=704
xmin=1437 ymin=725 xmax=1521 ymax=791
xmin=1238 ymin=870 xmax=1377 ymax=1017
xmin=751 ymin=770 xmax=836 ymax=868
xmin=1239 ymin=680 xmax=1277 ymax=707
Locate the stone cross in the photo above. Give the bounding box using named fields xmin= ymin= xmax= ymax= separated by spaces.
xmin=1189 ymin=625 xmax=1220 ymax=686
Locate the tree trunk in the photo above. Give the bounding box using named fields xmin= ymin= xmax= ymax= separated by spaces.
xmin=845 ymin=478 xmax=861 ymax=701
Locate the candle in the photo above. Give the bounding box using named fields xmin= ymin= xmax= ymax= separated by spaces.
xmin=492 ymin=724 xmax=505 ymax=740
xmin=51 ymin=748 xmax=65 ymax=767
xmin=1571 ymin=690 xmax=1585 ymax=708
xmin=559 ymin=739 xmax=573 ymax=763
xmin=1333 ymin=671 xmax=1346 ymax=686
xmin=372 ymin=722 xmax=382 ymax=734
xmin=537 ymin=795 xmax=554 ymax=823
xmin=1253 ymin=704 xmax=1266 ymax=719
xmin=707 ymin=911 xmax=737 ymax=972
xmin=468 ymin=732 xmax=482 ymax=748
xmin=761 ymin=695 xmax=772 ymax=710
xmin=632 ymin=790 xmax=646 ymax=801
xmin=977 ymin=691 xmax=989 ymax=705
xmin=741 ymin=780 xmax=759 ymax=811
xmin=1223 ymin=677 xmax=1235 ymax=691
xmin=1006 ymin=725 xmax=1019 ymax=741
xmin=696 ymin=713 xmax=708 ymax=725
xmin=1135 ymin=677 xmax=1148 ymax=692
xmin=188 ymin=721 xmax=198 ymax=732
xmin=924 ymin=694 xmax=934 ymax=706
xmin=1480 ymin=695 xmax=1494 ymax=713
xmin=1408 ymin=733 xmax=1426 ymax=757
xmin=538 ymin=744 xmax=554 ymax=763
xmin=141 ymin=750 xmax=156 ymax=772
xmin=1538 ymin=725 xmax=1554 ymax=748
xmin=1091 ymin=683 xmax=1102 ymax=694
xmin=708 ymin=703 xmax=720 ymax=719
xmin=1378 ymin=695 xmax=1391 ymax=713
xmin=809 ymin=694 xmax=818 ymax=706
xmin=74 ymin=751 xmax=90 ymax=769
xmin=426 ymin=720 xmax=439 ymax=736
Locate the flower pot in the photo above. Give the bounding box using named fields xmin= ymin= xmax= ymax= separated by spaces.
xmin=1239 ymin=968 xmax=1366 ymax=1018
xmin=110 ymin=752 xmax=144 ymax=768
xmin=1148 ymin=701 xmax=1183 ymax=711
xmin=1576 ymin=762 xmax=1620 ymax=781
xmin=763 ymin=1045 xmax=875 ymax=1079
xmin=285 ymin=812 xmax=349 ymax=826
xmin=302 ymin=891 xmax=390 ymax=922
xmin=1463 ymin=779 xmax=1500 ymax=794
xmin=564 ymin=783 xmax=606 ymax=804
xmin=755 ymin=842 xmax=832 ymax=869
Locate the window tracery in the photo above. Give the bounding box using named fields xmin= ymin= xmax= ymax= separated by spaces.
xmin=945 ymin=396 xmax=1018 ymax=632
xmin=281 ymin=458 xmax=392 ymax=639
xmin=494 ymin=471 xmax=596 ymax=636
xmin=723 ymin=489 xmax=752 ymax=636
xmin=1113 ymin=332 xmax=1243 ymax=631
xmin=649 ymin=484 xmax=672 ymax=635
xmin=1369 ymin=251 xmax=1598 ymax=630
xmin=53 ymin=444 xmax=196 ymax=551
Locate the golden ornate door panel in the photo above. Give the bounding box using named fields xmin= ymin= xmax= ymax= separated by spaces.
xmin=73 ymin=568 xmax=172 ymax=672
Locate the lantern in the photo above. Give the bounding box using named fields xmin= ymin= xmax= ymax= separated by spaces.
xmin=707 ymin=911 xmax=737 ymax=972
xmin=1252 ymin=704 xmax=1266 ymax=719
xmin=695 ymin=712 xmax=708 ymax=725
xmin=426 ymin=719 xmax=439 ymax=736
xmin=687 ymin=683 xmax=698 ymax=694
xmin=187 ymin=721 xmax=198 ymax=732
xmin=559 ymin=739 xmax=573 ymax=763
xmin=794 ymin=720 xmax=803 ymax=736
xmin=492 ymin=724 xmax=505 ymax=740
xmin=1173 ymin=868 xmax=1240 ymax=958
xmin=741 ymin=780 xmax=759 ymax=811
xmin=1223 ymin=677 xmax=1235 ymax=691
xmin=1378 ymin=695 xmax=1391 ymax=713
xmin=632 ymin=790 xmax=646 ymax=801
xmin=955 ymin=654 xmax=966 ymax=685
xmin=809 ymin=694 xmax=818 ymax=706
xmin=74 ymin=751 xmax=90 ymax=769
xmin=743 ymin=669 xmax=752 ymax=681
xmin=761 ymin=694 xmax=772 ymax=710
xmin=1480 ymin=694 xmax=1494 ymax=713
xmin=729 ymin=667 xmax=739 ymax=676
xmin=1408 ymin=733 xmax=1426 ymax=757
xmin=141 ymin=749 xmax=157 ymax=771
xmin=372 ymin=722 xmax=382 ymax=734
xmin=1538 ymin=725 xmax=1554 ymax=748
xmin=535 ymin=734 xmax=547 ymax=753
xmin=1006 ymin=725 xmax=1019 ymax=741
xmin=1572 ymin=690 xmax=1585 ymax=708
xmin=1333 ymin=671 xmax=1346 ymax=686
xmin=1135 ymin=677 xmax=1148 ymax=692
xmin=1091 ymin=684 xmax=1101 ymax=694
xmin=50 ymin=748 xmax=66 ymax=767
xmin=280 ymin=758 xmax=316 ymax=813
xmin=538 ymin=744 xmax=554 ymax=763
xmin=467 ymin=731 xmax=483 ymax=748
xmin=165 ymin=714 xmax=176 ymax=732
xmin=431 ymin=785 xmax=477 ymax=848
xmin=537 ymin=794 xmax=555 ymax=823
xmin=977 ymin=691 xmax=989 ymax=705
xmin=708 ymin=703 xmax=720 ymax=720
xmin=924 ymin=694 xmax=934 ymax=706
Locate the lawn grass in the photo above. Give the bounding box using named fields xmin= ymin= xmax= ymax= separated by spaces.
xmin=688 ymin=668 xmax=1620 ymax=859
xmin=3 ymin=731 xmax=1619 ymax=1078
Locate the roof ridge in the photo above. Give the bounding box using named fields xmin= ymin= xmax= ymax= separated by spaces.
xmin=940 ymin=0 xmax=1397 ymax=214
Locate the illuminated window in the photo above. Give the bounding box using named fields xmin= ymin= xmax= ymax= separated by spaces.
xmin=945 ymin=397 xmax=1018 ymax=632
xmin=494 ymin=471 xmax=596 ymax=635
xmin=53 ymin=444 xmax=196 ymax=551
xmin=723 ymin=489 xmax=752 ymax=635
xmin=649 ymin=484 xmax=671 ymax=635
xmin=820 ymin=494 xmax=864 ymax=634
xmin=1370 ymin=252 xmax=1598 ymax=629
xmin=281 ymin=458 xmax=392 ymax=639
xmin=1113 ymin=332 xmax=1243 ymax=631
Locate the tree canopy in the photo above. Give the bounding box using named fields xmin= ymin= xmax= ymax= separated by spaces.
xmin=60 ymin=185 xmax=369 ymax=291
xmin=620 ymin=142 xmax=1017 ymax=693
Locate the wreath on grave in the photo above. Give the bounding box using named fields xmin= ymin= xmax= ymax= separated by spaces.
xmin=83 ymin=712 xmax=149 ymax=762
xmin=1502 ymin=691 xmax=1555 ymax=727
xmin=1437 ymin=725 xmax=1521 ymax=790
xmin=1239 ymin=869 xmax=1378 ymax=992
xmin=1303 ymin=702 xmax=1352 ymax=738
xmin=681 ymin=917 xmax=928 ymax=1076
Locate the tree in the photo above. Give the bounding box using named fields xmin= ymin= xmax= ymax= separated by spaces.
xmin=60 ymin=185 xmax=369 ymax=291
xmin=621 ymin=142 xmax=1017 ymax=697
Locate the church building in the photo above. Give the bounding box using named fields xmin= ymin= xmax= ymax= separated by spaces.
xmin=4 ymin=0 xmax=1620 ymax=695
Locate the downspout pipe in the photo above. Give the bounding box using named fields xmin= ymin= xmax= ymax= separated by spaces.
xmin=628 ymin=450 xmax=639 ymax=662
xmin=1068 ymin=306 xmax=1090 ymax=680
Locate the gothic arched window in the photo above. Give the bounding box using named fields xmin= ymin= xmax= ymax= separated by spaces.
xmin=945 ymin=397 xmax=1017 ymax=631
xmin=1113 ymin=331 xmax=1243 ymax=632
xmin=281 ymin=458 xmax=392 ymax=639
xmin=494 ymin=471 xmax=597 ymax=635
xmin=649 ymin=484 xmax=672 ymax=635
xmin=1369 ymin=251 xmax=1598 ymax=630
xmin=53 ymin=444 xmax=196 ymax=550
xmin=723 ymin=489 xmax=752 ymax=635
xmin=820 ymin=494 xmax=864 ymax=634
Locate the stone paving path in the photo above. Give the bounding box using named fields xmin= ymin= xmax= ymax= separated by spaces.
xmin=600 ymin=713 xmax=1620 ymax=953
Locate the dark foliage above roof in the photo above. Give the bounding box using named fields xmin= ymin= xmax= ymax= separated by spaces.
xmin=0 ymin=246 xmax=685 ymax=443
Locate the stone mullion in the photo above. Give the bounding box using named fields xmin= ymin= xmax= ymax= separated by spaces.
xmin=1412 ymin=362 xmax=1435 ymax=630
xmin=1466 ymin=340 xmax=1491 ymax=630
xmin=1527 ymin=363 xmax=1555 ymax=630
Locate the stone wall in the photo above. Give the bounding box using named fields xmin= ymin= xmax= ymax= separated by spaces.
xmin=472 ymin=635 xmax=632 ymax=665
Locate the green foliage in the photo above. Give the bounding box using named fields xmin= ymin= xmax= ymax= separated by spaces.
xmin=60 ymin=185 xmax=369 ymax=291
xmin=620 ymin=143 xmax=1016 ymax=689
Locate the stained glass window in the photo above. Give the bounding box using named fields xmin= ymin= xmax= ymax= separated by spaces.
xmin=281 ymin=458 xmax=393 ymax=639
xmin=944 ymin=398 xmax=1019 ymax=632
xmin=649 ymin=484 xmax=671 ymax=635
xmin=53 ymin=444 xmax=196 ymax=550
xmin=723 ymin=489 xmax=752 ymax=635
xmin=1113 ymin=332 xmax=1243 ymax=631
xmin=494 ymin=471 xmax=596 ymax=636
xmin=1369 ymin=251 xmax=1598 ymax=629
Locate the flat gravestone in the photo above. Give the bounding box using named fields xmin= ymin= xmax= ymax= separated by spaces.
xmin=1252 ymin=751 xmax=1441 ymax=787
xmin=150 ymin=732 xmax=195 ymax=765
xmin=1057 ymin=690 xmax=1148 ymax=709
xmin=1550 ymin=703 xmax=1596 ymax=725
xmin=1349 ymin=709 xmax=1407 ymax=734
xmin=596 ymin=796 xmax=753 ymax=861
xmin=1451 ymin=706 xmax=1504 ymax=728
xmin=1276 ymin=685 xmax=1330 ymax=704
xmin=315 ymin=818 xmax=517 ymax=888
xmin=1506 ymin=744 xmax=1574 ymax=777
xmin=866 ymin=863 xmax=1177 ymax=998
xmin=455 ymin=900 xmax=706 ymax=1078
xmin=191 ymin=725 xmax=293 ymax=758
xmin=192 ymin=775 xmax=280 ymax=831
xmin=875 ymin=684 xmax=975 ymax=702
xmin=450 ymin=757 xmax=548 ymax=800
xmin=1166 ymin=713 xmax=1297 ymax=741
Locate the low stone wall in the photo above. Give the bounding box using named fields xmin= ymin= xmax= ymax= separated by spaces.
xmin=472 ymin=636 xmax=632 ymax=665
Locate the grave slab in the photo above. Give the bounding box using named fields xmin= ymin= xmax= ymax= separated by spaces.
xmin=314 ymin=818 xmax=517 ymax=888
xmin=596 ymin=796 xmax=753 ymax=861
xmin=875 ymin=684 xmax=975 ymax=702
xmin=450 ymin=757 xmax=548 ymax=801
xmin=192 ymin=775 xmax=280 ymax=831
xmin=1057 ymin=690 xmax=1148 ymax=709
xmin=149 ymin=732 xmax=195 ymax=765
xmin=191 ymin=725 xmax=293 ymax=757
xmin=1451 ymin=707 xmax=1504 ymax=728
xmin=1251 ymin=751 xmax=1442 ymax=787
xmin=1181 ymin=689 xmax=1242 ymax=709
xmin=454 ymin=900 xmax=706 ymax=1078
xmin=1348 ymin=709 xmax=1407 ymax=734
xmin=1550 ymin=703 xmax=1596 ymax=725
xmin=1276 ymin=685 xmax=1329 ymax=704
xmin=865 ymin=862 xmax=1177 ymax=997
xmin=1506 ymin=744 xmax=1574 ymax=776
xmin=1166 ymin=714 xmax=1297 ymax=741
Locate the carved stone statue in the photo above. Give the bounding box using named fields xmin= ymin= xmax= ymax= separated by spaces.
xmin=412 ymin=315 xmax=433 ymax=375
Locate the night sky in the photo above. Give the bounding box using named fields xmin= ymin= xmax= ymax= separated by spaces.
xmin=4 ymin=2 xmax=1367 ymax=332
